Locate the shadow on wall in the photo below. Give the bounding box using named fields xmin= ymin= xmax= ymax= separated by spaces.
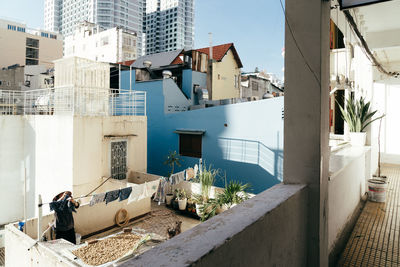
xmin=145 ymin=98 xmax=284 ymax=194
xmin=215 ymin=136 xmax=283 ymax=191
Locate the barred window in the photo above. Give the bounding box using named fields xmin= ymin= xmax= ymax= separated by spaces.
xmin=111 ymin=140 xmax=127 ymax=180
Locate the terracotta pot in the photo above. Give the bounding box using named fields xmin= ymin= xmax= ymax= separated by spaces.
xmin=165 ymin=194 xmax=174 ymax=205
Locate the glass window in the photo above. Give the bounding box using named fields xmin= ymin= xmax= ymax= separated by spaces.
xmin=26 ymin=38 xmax=39 ymax=48
xmin=179 ymin=134 xmax=202 ymax=158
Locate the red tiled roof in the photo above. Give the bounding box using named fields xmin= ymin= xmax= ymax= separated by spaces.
xmin=171 ymin=55 xmax=184 ymax=65
xmin=194 ymin=43 xmax=243 ymax=68
xmin=117 ymin=59 xmax=136 ymax=66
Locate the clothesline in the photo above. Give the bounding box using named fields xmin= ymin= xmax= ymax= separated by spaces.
xmin=38 ymin=176 xmax=113 ymax=207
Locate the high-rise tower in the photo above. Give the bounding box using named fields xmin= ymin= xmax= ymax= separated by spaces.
xmin=44 ymin=0 xmax=145 ymax=56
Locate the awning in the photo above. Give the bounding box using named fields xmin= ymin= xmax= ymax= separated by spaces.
xmin=174 ymin=129 xmax=205 ymax=135
xmin=104 ymin=134 xmax=137 ymax=138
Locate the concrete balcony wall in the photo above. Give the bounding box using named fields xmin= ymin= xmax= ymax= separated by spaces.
xmin=120 ymin=183 xmax=308 ymax=267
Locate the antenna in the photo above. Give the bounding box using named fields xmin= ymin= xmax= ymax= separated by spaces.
xmin=208 ymin=32 xmax=213 ymax=60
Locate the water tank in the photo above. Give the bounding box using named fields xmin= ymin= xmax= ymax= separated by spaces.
xmin=263 ymin=92 xmax=274 ymax=99
xmin=162 ymin=70 xmax=172 ymax=79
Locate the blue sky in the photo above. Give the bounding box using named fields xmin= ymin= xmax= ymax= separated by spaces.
xmin=0 ymin=0 xmax=285 ymax=78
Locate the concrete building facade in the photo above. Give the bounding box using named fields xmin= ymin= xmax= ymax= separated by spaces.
xmin=144 ymin=0 xmax=194 ymax=54
xmin=44 ymin=0 xmax=144 ymax=56
xmin=241 ymin=72 xmax=283 ymax=101
xmin=0 ymin=19 xmax=63 ymax=69
xmin=64 ymin=21 xmax=138 ymax=63
xmin=0 ymin=65 xmax=54 ymax=92
xmin=0 ymin=57 xmax=147 ymax=225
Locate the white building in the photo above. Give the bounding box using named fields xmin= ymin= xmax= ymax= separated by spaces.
xmin=44 ymin=0 xmax=144 ymax=56
xmin=0 ymin=57 xmax=147 ymax=225
xmin=144 ymin=0 xmax=195 ymax=54
xmin=64 ymin=22 xmax=138 ymax=63
xmin=0 ymin=19 xmax=63 ymax=69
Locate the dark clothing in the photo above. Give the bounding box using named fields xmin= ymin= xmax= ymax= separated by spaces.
xmin=119 ymin=187 xmax=132 ymax=201
xmin=105 ymin=189 xmax=120 ymax=204
xmin=55 ymin=227 xmax=76 ymax=244
xmin=50 ymin=193 xmax=79 ymax=232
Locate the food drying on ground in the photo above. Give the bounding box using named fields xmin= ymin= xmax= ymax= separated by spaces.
xmin=72 ymin=232 xmax=141 ymax=266
xmin=132 ymin=209 xmax=180 ymax=239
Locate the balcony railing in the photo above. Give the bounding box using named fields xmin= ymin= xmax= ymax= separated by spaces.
xmin=0 ymin=87 xmax=146 ymax=116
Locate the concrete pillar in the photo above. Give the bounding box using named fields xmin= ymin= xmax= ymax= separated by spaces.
xmin=283 ymin=0 xmax=330 ymax=266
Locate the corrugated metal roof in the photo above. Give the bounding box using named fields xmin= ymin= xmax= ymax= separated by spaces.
xmin=132 ymin=49 xmax=184 ymax=69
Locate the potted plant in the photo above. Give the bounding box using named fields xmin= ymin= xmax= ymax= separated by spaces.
xmin=217 ymin=181 xmax=250 ymax=212
xmin=176 ymin=189 xmax=187 ymax=211
xmin=165 ymin=192 xmax=174 ymax=205
xmin=191 ymin=165 xmax=217 ymax=217
xmin=338 ymin=96 xmax=384 ymax=146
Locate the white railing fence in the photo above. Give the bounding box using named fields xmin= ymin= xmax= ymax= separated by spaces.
xmin=0 ymin=87 xmax=146 ymax=116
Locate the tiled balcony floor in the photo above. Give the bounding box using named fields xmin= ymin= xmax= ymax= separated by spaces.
xmin=338 ymin=164 xmax=400 ymax=267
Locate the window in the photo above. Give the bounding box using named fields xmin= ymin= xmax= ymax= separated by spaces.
xmin=26 ymin=47 xmax=39 ymax=59
xmin=179 ymin=134 xmax=202 ymax=158
xmin=26 ymin=38 xmax=39 ymax=48
xmin=110 ymin=140 xmax=127 ymax=180
xmin=26 ymin=59 xmax=38 ymax=65
xmin=252 ymin=81 xmax=259 ymax=91
xmin=101 ymin=37 xmax=109 ymax=46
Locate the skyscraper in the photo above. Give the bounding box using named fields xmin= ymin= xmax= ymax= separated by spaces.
xmin=44 ymin=0 xmax=144 ymax=56
xmin=143 ymin=0 xmax=194 ymax=55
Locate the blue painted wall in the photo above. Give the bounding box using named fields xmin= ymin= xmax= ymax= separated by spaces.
xmin=122 ymin=70 xmax=284 ymax=193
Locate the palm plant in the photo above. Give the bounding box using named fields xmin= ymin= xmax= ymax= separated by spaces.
xmin=219 ymin=180 xmax=250 ymax=207
xmin=199 ymin=181 xmax=251 ymax=222
xmin=163 ymin=151 xmax=182 ymax=177
xmin=337 ymin=96 xmax=384 ymax=132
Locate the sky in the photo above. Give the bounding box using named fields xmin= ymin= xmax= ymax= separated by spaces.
xmin=0 ymin=0 xmax=285 ymax=78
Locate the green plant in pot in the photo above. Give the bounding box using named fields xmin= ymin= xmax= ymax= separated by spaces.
xmin=199 ymin=181 xmax=251 ymax=222
xmin=175 ymin=189 xmax=187 ymax=211
xmin=192 ymin=165 xmax=217 ymax=217
xmin=338 ymin=96 xmax=384 ymax=146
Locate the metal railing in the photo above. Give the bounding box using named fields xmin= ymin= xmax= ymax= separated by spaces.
xmin=0 ymin=87 xmax=146 ymax=116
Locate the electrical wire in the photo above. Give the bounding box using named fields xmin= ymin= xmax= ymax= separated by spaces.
xmin=278 ymin=0 xmax=321 ymax=87
xmin=343 ymin=10 xmax=399 ymax=78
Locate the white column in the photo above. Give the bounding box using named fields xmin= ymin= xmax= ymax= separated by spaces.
xmin=284 ymin=0 xmax=330 ymax=266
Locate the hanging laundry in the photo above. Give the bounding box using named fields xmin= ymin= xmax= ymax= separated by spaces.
xmin=170 ymin=171 xmax=185 ymax=185
xmin=186 ymin=168 xmax=195 ymax=181
xmin=105 ymin=189 xmax=120 ymax=204
xmin=119 ymin=187 xmax=133 ymax=202
xmin=138 ymin=182 xmax=150 ymax=201
xmin=89 ymin=192 xmax=106 ymax=206
xmin=146 ymin=180 xmax=160 ymax=197
xmin=127 ymin=185 xmax=142 ymax=204
xmin=194 ymin=164 xmax=199 ymax=179
xmin=153 ymin=178 xmax=168 ymax=204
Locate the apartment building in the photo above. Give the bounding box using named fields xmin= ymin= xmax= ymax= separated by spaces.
xmin=44 ymin=0 xmax=144 ymax=56
xmin=144 ymin=0 xmax=194 ymax=55
xmin=64 ymin=21 xmax=138 ymax=63
xmin=0 ymin=19 xmax=63 ymax=69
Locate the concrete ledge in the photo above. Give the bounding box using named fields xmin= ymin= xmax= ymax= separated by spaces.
xmin=120 ymin=183 xmax=308 ymax=267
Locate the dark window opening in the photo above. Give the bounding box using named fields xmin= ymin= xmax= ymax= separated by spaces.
xmin=179 ymin=134 xmax=202 ymax=158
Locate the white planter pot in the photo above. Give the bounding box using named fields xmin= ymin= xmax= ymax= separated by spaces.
xmin=165 ymin=194 xmax=174 ymax=205
xmin=178 ymin=198 xmax=187 ymax=210
xmin=349 ymin=132 xmax=366 ymax=146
